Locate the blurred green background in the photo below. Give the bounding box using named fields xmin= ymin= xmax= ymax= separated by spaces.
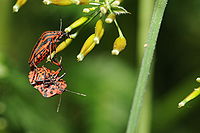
xmin=0 ymin=0 xmax=200 ymax=133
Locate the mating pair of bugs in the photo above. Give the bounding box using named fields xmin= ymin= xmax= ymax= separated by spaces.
xmin=28 ymin=30 xmax=70 ymax=97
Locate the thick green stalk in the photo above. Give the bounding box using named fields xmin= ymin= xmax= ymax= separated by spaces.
xmin=137 ymin=0 xmax=154 ymax=63
xmin=126 ymin=0 xmax=168 ymax=133
xmin=136 ymin=0 xmax=154 ymax=133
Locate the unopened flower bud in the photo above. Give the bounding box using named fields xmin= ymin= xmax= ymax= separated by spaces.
xmin=79 ymin=0 xmax=89 ymax=5
xmin=43 ymin=0 xmax=79 ymax=5
xmin=112 ymin=36 xmax=126 ymax=55
xmin=105 ymin=13 xmax=116 ymax=23
xmin=100 ymin=6 xmax=107 ymax=14
xmin=196 ymin=77 xmax=200 ymax=83
xmin=99 ymin=28 xmax=104 ymax=40
xmin=56 ymin=38 xmax=73 ymax=53
xmin=65 ymin=17 xmax=88 ymax=32
xmin=13 ymin=0 xmax=27 ymax=12
xmin=46 ymin=38 xmax=73 ymax=62
xmin=94 ymin=19 xmax=104 ymax=44
xmin=94 ymin=29 xmax=104 ymax=44
xmin=83 ymin=8 xmax=90 ymax=13
xmin=77 ymin=34 xmax=96 ymax=61
xmin=178 ymin=87 xmax=200 ymax=108
xmin=111 ymin=0 xmax=123 ymax=6
xmin=83 ymin=7 xmax=96 ymax=13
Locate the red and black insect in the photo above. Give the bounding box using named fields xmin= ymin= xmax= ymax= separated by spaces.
xmin=28 ymin=66 xmax=67 ymax=97
xmin=28 ymin=31 xmax=69 ymax=70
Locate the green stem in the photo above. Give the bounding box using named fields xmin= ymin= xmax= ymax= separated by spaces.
xmin=71 ymin=10 xmax=100 ymax=38
xmin=136 ymin=0 xmax=154 ymax=133
xmin=137 ymin=0 xmax=154 ymax=63
xmin=113 ymin=19 xmax=124 ymax=37
xmin=126 ymin=0 xmax=168 ymax=133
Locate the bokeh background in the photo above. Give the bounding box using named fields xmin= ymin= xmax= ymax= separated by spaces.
xmin=0 ymin=0 xmax=200 ymax=133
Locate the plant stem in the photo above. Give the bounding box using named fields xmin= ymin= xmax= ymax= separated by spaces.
xmin=137 ymin=0 xmax=154 ymax=64
xmin=71 ymin=10 xmax=100 ymax=37
xmin=136 ymin=0 xmax=154 ymax=133
xmin=113 ymin=19 xmax=124 ymax=37
xmin=126 ymin=0 xmax=168 ymax=133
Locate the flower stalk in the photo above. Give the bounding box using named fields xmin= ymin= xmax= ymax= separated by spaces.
xmin=126 ymin=0 xmax=168 ymax=133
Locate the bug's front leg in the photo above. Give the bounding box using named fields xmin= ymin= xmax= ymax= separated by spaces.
xmin=46 ymin=51 xmax=56 ymax=63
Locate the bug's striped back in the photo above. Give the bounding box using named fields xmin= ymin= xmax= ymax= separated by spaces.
xmin=28 ymin=67 xmax=67 ymax=97
xmin=29 ymin=31 xmax=66 ymax=69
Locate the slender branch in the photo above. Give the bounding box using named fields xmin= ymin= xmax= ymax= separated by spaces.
xmin=71 ymin=10 xmax=101 ymax=37
xmin=126 ymin=0 xmax=168 ymax=133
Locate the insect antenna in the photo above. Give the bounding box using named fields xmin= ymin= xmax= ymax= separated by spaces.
xmin=57 ymin=94 xmax=62 ymax=112
xmin=65 ymin=89 xmax=86 ymax=96
xmin=59 ymin=18 xmax=63 ymax=31
xmin=56 ymin=89 xmax=86 ymax=112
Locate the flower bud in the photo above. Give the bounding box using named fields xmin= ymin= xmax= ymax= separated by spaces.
xmin=94 ymin=29 xmax=104 ymax=44
xmin=94 ymin=19 xmax=104 ymax=44
xmin=43 ymin=0 xmax=79 ymax=5
xmin=105 ymin=13 xmax=116 ymax=23
xmin=83 ymin=7 xmax=96 ymax=13
xmin=65 ymin=17 xmax=88 ymax=32
xmin=13 ymin=0 xmax=27 ymax=12
xmin=99 ymin=28 xmax=104 ymax=40
xmin=178 ymin=87 xmax=200 ymax=108
xmin=100 ymin=6 xmax=108 ymax=14
xmin=83 ymin=8 xmax=90 ymax=13
xmin=112 ymin=36 xmax=126 ymax=55
xmin=80 ymin=0 xmax=90 ymax=5
xmin=77 ymin=34 xmax=96 ymax=61
xmin=46 ymin=38 xmax=73 ymax=62
xmin=196 ymin=77 xmax=200 ymax=83
xmin=56 ymin=38 xmax=73 ymax=53
xmin=111 ymin=0 xmax=123 ymax=6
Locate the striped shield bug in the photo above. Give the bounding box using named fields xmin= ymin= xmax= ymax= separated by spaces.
xmin=28 ymin=31 xmax=69 ymax=70
xmin=28 ymin=66 xmax=67 ymax=97
xmin=28 ymin=66 xmax=86 ymax=98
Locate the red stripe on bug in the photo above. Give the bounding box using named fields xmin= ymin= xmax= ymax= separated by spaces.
xmin=28 ymin=66 xmax=67 ymax=97
xmin=28 ymin=31 xmax=68 ymax=69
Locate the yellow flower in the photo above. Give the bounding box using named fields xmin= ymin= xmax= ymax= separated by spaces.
xmin=178 ymin=77 xmax=200 ymax=108
xmin=13 ymin=0 xmax=27 ymax=12
xmin=100 ymin=5 xmax=108 ymax=14
xmin=65 ymin=17 xmax=88 ymax=32
xmin=112 ymin=36 xmax=126 ymax=55
xmin=82 ymin=7 xmax=97 ymax=13
xmin=196 ymin=77 xmax=200 ymax=83
xmin=43 ymin=0 xmax=79 ymax=5
xmin=47 ymin=38 xmax=73 ymax=62
xmin=94 ymin=19 xmax=104 ymax=44
xmin=79 ymin=0 xmax=90 ymax=5
xmin=77 ymin=34 xmax=96 ymax=61
xmin=56 ymin=38 xmax=73 ymax=53
xmin=105 ymin=13 xmax=116 ymax=24
xmin=111 ymin=0 xmax=123 ymax=6
xmin=178 ymin=87 xmax=200 ymax=108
